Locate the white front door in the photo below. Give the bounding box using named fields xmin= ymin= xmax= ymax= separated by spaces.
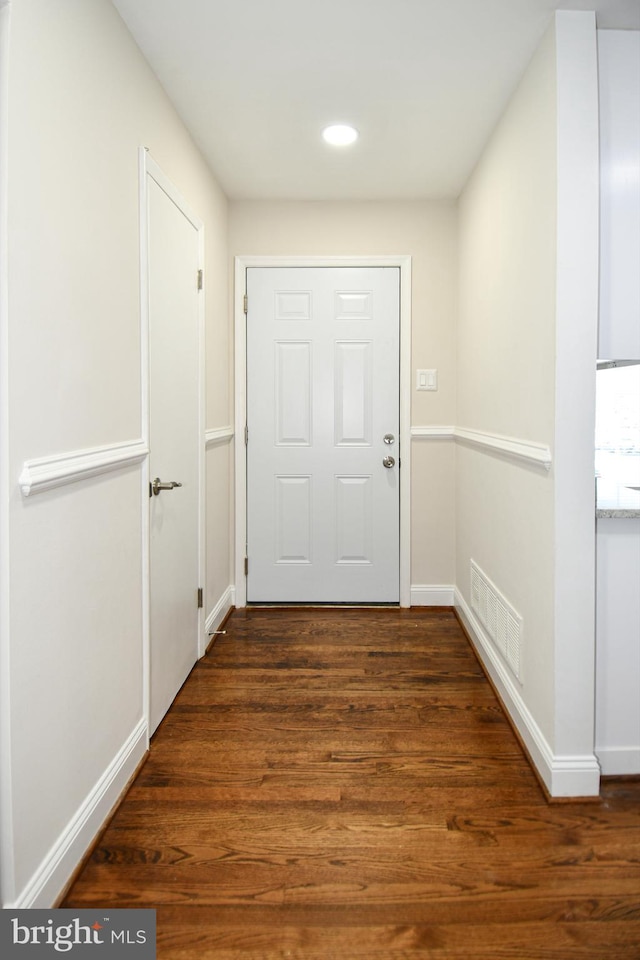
xmin=146 ymin=163 xmax=202 ymax=734
xmin=246 ymin=266 xmax=400 ymax=603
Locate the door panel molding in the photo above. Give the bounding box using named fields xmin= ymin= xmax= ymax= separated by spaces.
xmin=139 ymin=149 xmax=206 ymax=736
xmin=234 ymin=255 xmax=412 ymax=607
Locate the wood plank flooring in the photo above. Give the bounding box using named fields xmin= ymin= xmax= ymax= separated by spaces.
xmin=62 ymin=607 xmax=640 ymax=959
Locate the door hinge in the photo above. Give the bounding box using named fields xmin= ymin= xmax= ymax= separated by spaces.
xmin=244 ymin=424 xmax=248 ymax=446
xmin=197 ymin=269 xmax=203 ymax=291
xmin=244 ymin=557 xmax=249 ymax=576
xmin=197 ymin=587 xmax=203 ymax=608
xmin=243 ymin=294 xmax=248 ymax=314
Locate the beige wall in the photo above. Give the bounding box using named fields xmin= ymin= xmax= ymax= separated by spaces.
xmin=457 ymin=30 xmax=557 ymax=442
xmin=457 ymin=24 xmax=558 ymax=743
xmin=229 ymin=199 xmax=458 ymax=587
xmin=3 ymin=0 xmax=229 ymax=905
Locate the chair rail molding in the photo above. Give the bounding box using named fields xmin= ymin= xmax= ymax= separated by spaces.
xmin=205 ymin=426 xmax=234 ymax=446
xmin=411 ymin=425 xmax=552 ymax=470
xmin=410 ymin=426 xmax=456 ymax=440
xmin=19 ymin=439 xmax=149 ymax=497
xmin=454 ymin=426 xmax=552 ymax=470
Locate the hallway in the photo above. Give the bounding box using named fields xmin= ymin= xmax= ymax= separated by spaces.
xmin=62 ymin=608 xmax=640 ymax=958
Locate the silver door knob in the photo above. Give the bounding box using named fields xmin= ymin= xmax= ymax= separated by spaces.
xmin=151 ymin=477 xmax=183 ymax=496
xmin=383 ymin=433 xmax=395 ymax=444
xmin=382 ymin=455 xmax=395 ymax=468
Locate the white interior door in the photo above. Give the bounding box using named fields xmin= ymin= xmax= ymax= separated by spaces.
xmin=147 ymin=165 xmax=202 ymax=734
xmin=246 ymin=266 xmax=400 ymax=603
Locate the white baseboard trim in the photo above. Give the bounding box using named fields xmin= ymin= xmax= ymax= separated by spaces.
xmin=455 ymin=589 xmax=600 ymax=798
xmin=411 ymin=584 xmax=455 ymax=605
xmin=10 ymin=719 xmax=148 ymax=908
xmin=596 ymin=745 xmax=640 ymax=776
xmin=19 ymin=439 xmax=148 ymax=497
xmin=205 ymin=585 xmax=235 ymax=640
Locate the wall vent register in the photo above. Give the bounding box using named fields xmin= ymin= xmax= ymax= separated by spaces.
xmin=470 ymin=560 xmax=523 ymax=682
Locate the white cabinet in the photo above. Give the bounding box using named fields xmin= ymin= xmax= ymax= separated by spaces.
xmin=595 ymin=518 xmax=640 ymax=775
xmin=598 ymin=30 xmax=640 ymax=360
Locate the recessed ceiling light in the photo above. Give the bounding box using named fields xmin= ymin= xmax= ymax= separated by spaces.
xmin=322 ymin=124 xmax=359 ymax=146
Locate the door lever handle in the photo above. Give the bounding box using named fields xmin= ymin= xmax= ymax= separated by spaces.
xmin=151 ymin=478 xmax=183 ymax=496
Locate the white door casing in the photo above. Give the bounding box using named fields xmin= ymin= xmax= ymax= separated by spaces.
xmin=140 ymin=151 xmax=205 ymax=736
xmin=235 ymin=256 xmax=412 ymax=607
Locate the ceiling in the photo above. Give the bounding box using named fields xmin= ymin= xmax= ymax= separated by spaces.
xmin=111 ymin=0 xmax=640 ymax=200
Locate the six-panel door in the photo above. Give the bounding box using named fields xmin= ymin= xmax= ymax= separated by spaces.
xmin=246 ymin=267 xmax=400 ymax=603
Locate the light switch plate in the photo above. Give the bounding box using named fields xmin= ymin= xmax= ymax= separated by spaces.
xmin=417 ymin=369 xmax=438 ymax=391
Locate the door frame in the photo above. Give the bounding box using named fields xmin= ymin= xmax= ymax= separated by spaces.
xmin=139 ymin=149 xmax=206 ymax=732
xmin=0 ymin=0 xmax=13 ymax=906
xmin=234 ymin=255 xmax=412 ymax=608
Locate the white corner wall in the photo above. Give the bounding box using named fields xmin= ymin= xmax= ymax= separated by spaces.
xmin=2 ymin=0 xmax=229 ymax=907
xmin=551 ymin=11 xmax=599 ymax=780
xmin=456 ymin=12 xmax=600 ymax=797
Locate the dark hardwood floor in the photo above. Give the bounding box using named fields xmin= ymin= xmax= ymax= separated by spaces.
xmin=62 ymin=607 xmax=640 ymax=958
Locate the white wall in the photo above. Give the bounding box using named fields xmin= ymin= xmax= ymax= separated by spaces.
xmin=229 ymin=200 xmax=458 ymax=592
xmin=2 ymin=0 xmax=229 ymax=907
xmin=456 ymin=12 xmax=600 ymax=796
xmin=552 ymin=11 xmax=599 ymax=774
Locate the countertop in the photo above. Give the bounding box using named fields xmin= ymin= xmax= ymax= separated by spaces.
xmin=596 ymin=479 xmax=640 ymax=519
